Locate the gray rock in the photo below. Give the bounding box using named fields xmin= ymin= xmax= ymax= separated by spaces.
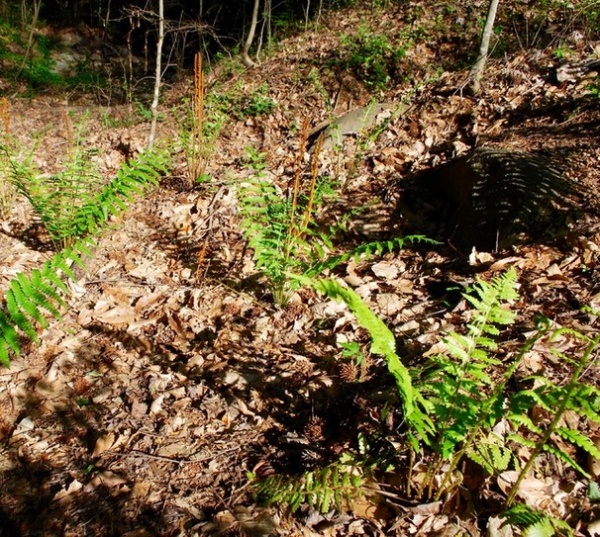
xmin=309 ymin=102 xmax=401 ymax=149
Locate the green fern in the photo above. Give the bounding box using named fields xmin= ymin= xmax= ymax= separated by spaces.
xmin=311 ymin=277 xmax=434 ymax=447
xmin=9 ymin=148 xmax=167 ymax=247
xmin=422 ymin=268 xmax=519 ymax=458
xmin=466 ymin=429 xmax=514 ymax=475
xmin=0 ymin=239 xmax=90 ymax=367
xmin=503 ymin=504 xmax=574 ymax=537
xmin=251 ymin=462 xmax=367 ymax=513
xmin=416 ymin=268 xmax=523 ymax=498
xmin=238 ymin=164 xmax=336 ymax=306
xmin=239 ymin=163 xmax=437 ymax=306
xmin=0 ymin=147 xmax=168 ymax=367
xmin=506 ymin=326 xmax=600 ymax=504
xmin=305 ymin=235 xmax=438 ymax=279
xmin=414 ymin=268 xmax=600 ymax=507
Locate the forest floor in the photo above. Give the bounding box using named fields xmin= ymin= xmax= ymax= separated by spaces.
xmin=1 ymin=3 xmax=600 ymax=536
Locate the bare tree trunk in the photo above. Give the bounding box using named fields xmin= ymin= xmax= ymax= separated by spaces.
xmin=101 ymin=0 xmax=112 ymax=37
xmin=304 ymin=0 xmax=310 ymax=31
xmin=16 ymin=0 xmax=41 ymax=78
xmin=148 ymin=0 xmax=164 ymax=150
xmin=0 ymin=0 xmax=10 ymax=24
xmin=257 ymin=0 xmax=271 ymax=58
xmin=266 ymin=0 xmax=272 ymax=46
xmin=468 ymin=0 xmax=500 ymax=95
xmin=241 ymin=0 xmax=260 ymax=68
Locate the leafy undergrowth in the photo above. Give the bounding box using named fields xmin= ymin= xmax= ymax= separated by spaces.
xmin=1 ymin=2 xmax=600 ymax=536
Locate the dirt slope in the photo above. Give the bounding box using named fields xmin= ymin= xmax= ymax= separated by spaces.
xmin=1 ymin=3 xmax=600 ymax=536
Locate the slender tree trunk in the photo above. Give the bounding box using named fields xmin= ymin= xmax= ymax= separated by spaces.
xmin=468 ymin=0 xmax=500 ymax=95
xmin=266 ymin=0 xmax=272 ymax=46
xmin=257 ymin=0 xmax=272 ymax=58
xmin=148 ymin=0 xmax=164 ymax=150
xmin=16 ymin=0 xmax=41 ymax=78
xmin=102 ymin=0 xmax=112 ymax=36
xmin=241 ymin=0 xmax=260 ymax=67
xmin=304 ymin=0 xmax=310 ymax=31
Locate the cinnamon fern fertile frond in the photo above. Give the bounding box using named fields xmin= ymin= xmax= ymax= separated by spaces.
xmin=238 ymin=135 xmax=334 ymax=306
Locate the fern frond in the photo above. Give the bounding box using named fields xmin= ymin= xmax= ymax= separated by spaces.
xmin=506 ymin=328 xmax=600 ymax=505
xmin=0 ymin=310 xmax=19 ymax=366
xmin=305 ymin=235 xmax=437 ymax=278
xmin=467 ymin=431 xmax=513 ymax=475
xmin=9 ymin=147 xmax=167 ymax=246
xmin=543 ymin=442 xmax=588 ymax=476
xmin=0 ymin=238 xmax=91 ymax=366
xmin=5 ymin=285 xmax=40 ymax=342
xmin=253 ymin=463 xmax=367 ymax=513
xmin=503 ymin=504 xmax=574 ymax=537
xmin=414 ymin=269 xmax=523 ymax=498
xmin=421 ymin=268 xmax=519 ymax=458
xmin=311 ymin=277 xmax=434 ymax=445
xmin=556 ymin=427 xmax=600 ymax=460
xmin=238 ymin=172 xmax=336 ymax=306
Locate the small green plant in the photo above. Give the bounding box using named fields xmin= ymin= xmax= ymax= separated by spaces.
xmin=306 ymin=68 xmax=335 ymax=113
xmin=0 ymin=21 xmax=73 ymax=92
xmin=239 ymin=116 xmax=437 ymax=307
xmin=503 ymin=504 xmax=574 ymax=537
xmin=238 ymin=173 xmax=332 ymax=305
xmin=0 ymin=239 xmax=90 ymax=367
xmin=9 ymin=147 xmax=166 ymax=246
xmin=238 ymin=125 xmax=334 ymax=306
xmin=552 ymin=43 xmax=574 ymax=60
xmin=340 ymin=27 xmax=399 ymax=90
xmin=5 ymin=114 xmax=167 ymax=248
xmin=251 ymin=460 xmax=368 ymax=513
xmin=587 ymin=75 xmax=600 ymax=100
xmin=505 ymin=320 xmax=600 ymax=504
xmin=243 ymin=146 xmax=268 ymax=172
xmin=238 ymin=84 xmax=276 ymax=118
xmin=415 ymin=271 xmax=600 ymax=531
xmin=136 ymin=102 xmax=155 ymax=122
xmin=340 ymin=341 xmax=365 ymax=367
xmin=338 ymin=22 xmax=422 ymax=91
xmin=178 ymin=74 xmax=275 ymax=185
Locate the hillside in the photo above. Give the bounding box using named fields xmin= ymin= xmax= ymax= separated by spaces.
xmin=1 ymin=2 xmax=600 ymax=536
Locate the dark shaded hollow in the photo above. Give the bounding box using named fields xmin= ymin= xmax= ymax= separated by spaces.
xmin=395 ymin=148 xmax=577 ymax=252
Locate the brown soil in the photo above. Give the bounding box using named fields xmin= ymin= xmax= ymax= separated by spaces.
xmin=1 ymin=3 xmax=600 ymax=536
